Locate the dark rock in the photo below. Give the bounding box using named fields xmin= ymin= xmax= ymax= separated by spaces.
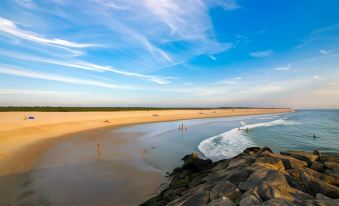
xmin=256 ymin=181 xmax=312 ymax=202
xmin=208 ymin=196 xmax=236 ymax=206
xmin=140 ymin=195 xmax=166 ymax=206
xmin=182 ymin=154 xmax=212 ymax=172
xmin=300 ymin=171 xmax=339 ymax=198
xmin=266 ymin=153 xmax=308 ymax=170
xmin=238 ymin=168 xmax=288 ymax=191
xmin=258 ymin=147 xmax=273 ymax=154
xmin=313 ymin=149 xmax=321 ymax=156
xmin=310 ymin=161 xmax=326 ymax=173
xmin=303 ymin=167 xmax=338 ymax=186
xmin=167 ymin=191 xmax=210 ymax=206
xmin=220 ymin=167 xmax=252 ymax=186
xmin=324 ymin=162 xmax=339 ymax=170
xmin=318 ymin=153 xmax=339 ymax=164
xmin=287 ymin=168 xmax=302 ymax=181
xmin=142 ymin=147 xmax=339 ymax=206
xmin=299 ymin=193 xmax=339 ymax=206
xmin=284 ymin=173 xmax=305 ymax=192
xmin=281 ymin=150 xmax=318 ymax=166
xmin=261 ymin=198 xmax=297 ymax=206
xmin=209 ymin=181 xmax=241 ymax=202
xmin=253 ymin=157 xmax=285 ymax=171
xmin=243 ymin=147 xmax=261 ymax=155
xmin=227 ymin=157 xmax=255 ymax=169
xmin=237 ymin=189 xmax=262 ymax=206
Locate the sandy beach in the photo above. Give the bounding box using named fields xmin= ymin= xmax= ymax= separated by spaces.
xmin=0 ymin=108 xmax=292 ymax=205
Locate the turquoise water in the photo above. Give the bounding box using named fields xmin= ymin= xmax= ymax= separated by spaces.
xmin=136 ymin=110 xmax=339 ymax=172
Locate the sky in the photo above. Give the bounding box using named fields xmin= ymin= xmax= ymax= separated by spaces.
xmin=0 ymin=0 xmax=338 ymax=108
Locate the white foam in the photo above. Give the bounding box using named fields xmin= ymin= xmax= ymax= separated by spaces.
xmin=198 ymin=119 xmax=300 ymax=161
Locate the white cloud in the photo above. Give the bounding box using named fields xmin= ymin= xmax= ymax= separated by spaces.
xmin=328 ymin=82 xmax=338 ymax=86
xmin=86 ymin=0 xmax=234 ymax=67
xmin=319 ymin=50 xmax=330 ymax=55
xmin=0 ymin=51 xmax=171 ymax=84
xmin=0 ymin=65 xmax=138 ymax=90
xmin=250 ymin=50 xmax=272 ymax=58
xmin=0 ymin=89 xmax=84 ymax=95
xmin=214 ymin=76 xmax=242 ymax=85
xmin=313 ymin=75 xmax=320 ymax=79
xmin=214 ymin=0 xmax=240 ymax=10
xmin=274 ymin=64 xmax=291 ymax=71
xmin=208 ymin=55 xmax=216 ymax=60
xmin=0 ymin=17 xmax=98 ymax=48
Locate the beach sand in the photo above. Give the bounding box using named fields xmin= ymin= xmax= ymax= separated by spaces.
xmin=0 ymin=108 xmax=292 ymax=205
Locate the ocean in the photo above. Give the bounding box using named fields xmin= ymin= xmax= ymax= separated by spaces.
xmin=136 ymin=110 xmax=339 ymax=172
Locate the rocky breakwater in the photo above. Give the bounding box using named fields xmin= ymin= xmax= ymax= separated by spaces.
xmin=142 ymin=147 xmax=339 ymax=206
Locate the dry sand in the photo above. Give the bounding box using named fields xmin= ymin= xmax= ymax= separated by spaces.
xmin=0 ymin=108 xmax=292 ymax=205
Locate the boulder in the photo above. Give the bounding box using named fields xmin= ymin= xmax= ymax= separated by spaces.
xmin=299 ymin=193 xmax=339 ymax=206
xmin=284 ymin=173 xmax=305 ymax=192
xmin=237 ymin=189 xmax=262 ymax=206
xmin=281 ymin=151 xmax=318 ymax=166
xmin=261 ymin=198 xmax=297 ymax=206
xmin=243 ymin=147 xmax=261 ymax=155
xmin=310 ymin=161 xmax=326 ymax=173
xmin=270 ymin=153 xmax=308 ymax=169
xmin=227 ymin=157 xmax=255 ymax=169
xmin=324 ymin=162 xmax=339 ymax=170
xmin=303 ymin=167 xmax=338 ymax=185
xmin=313 ymin=149 xmax=321 ymax=156
xmin=287 ymin=168 xmax=302 ymax=181
xmin=257 ymin=147 xmax=273 ymax=154
xmin=167 ymin=192 xmax=210 ymax=206
xmin=223 ymin=167 xmax=252 ymax=185
xmin=209 ymin=181 xmax=241 ymax=202
xmin=256 ymin=181 xmax=312 ymax=202
xmin=300 ymin=171 xmax=339 ymax=198
xmin=182 ymin=154 xmax=212 ymax=172
xmin=253 ymin=157 xmax=285 ymax=171
xmin=238 ymin=168 xmax=288 ymax=191
xmin=208 ymin=196 xmax=236 ymax=206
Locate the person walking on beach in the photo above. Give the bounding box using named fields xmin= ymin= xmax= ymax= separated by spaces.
xmin=97 ymin=143 xmax=101 ymax=153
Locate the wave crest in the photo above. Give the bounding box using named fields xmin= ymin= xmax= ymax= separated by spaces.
xmin=198 ymin=119 xmax=300 ymax=161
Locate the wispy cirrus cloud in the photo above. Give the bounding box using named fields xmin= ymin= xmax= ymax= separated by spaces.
xmin=0 ymin=51 xmax=171 ymax=84
xmin=0 ymin=17 xmax=98 ymax=48
xmin=0 ymin=88 xmax=84 ymax=95
xmin=274 ymin=64 xmax=291 ymax=71
xmin=79 ymin=0 xmax=234 ymax=68
xmin=0 ymin=65 xmax=138 ymax=90
xmin=320 ymin=49 xmax=330 ymax=55
xmin=250 ymin=50 xmax=272 ymax=58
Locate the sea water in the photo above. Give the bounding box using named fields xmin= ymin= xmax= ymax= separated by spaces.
xmin=140 ymin=110 xmax=339 ymax=172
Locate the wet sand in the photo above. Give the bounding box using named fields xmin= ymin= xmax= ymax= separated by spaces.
xmin=0 ymin=108 xmax=292 ymax=205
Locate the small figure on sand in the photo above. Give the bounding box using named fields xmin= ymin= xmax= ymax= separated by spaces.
xmin=179 ymin=123 xmax=188 ymax=131
xmin=96 ymin=143 xmax=101 ymax=153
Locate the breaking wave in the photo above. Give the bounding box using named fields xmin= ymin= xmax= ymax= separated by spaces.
xmin=198 ymin=119 xmax=300 ymax=161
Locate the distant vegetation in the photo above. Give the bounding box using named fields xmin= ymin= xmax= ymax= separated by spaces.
xmin=0 ymin=106 xmax=257 ymax=112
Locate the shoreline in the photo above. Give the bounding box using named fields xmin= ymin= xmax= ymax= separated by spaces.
xmin=0 ymin=108 xmax=292 ymax=205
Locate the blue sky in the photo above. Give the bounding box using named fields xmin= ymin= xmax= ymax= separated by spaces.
xmin=0 ymin=0 xmax=338 ymax=108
